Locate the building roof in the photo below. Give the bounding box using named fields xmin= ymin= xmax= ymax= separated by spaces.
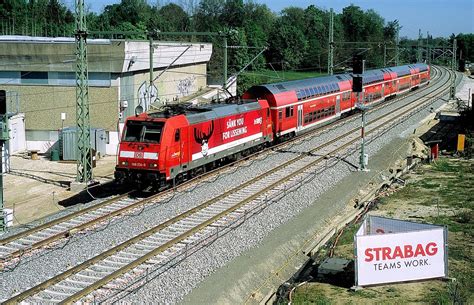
xmin=0 ymin=35 xmax=212 ymax=73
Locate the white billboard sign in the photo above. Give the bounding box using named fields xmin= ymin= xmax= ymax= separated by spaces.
xmin=355 ymin=216 xmax=447 ymax=286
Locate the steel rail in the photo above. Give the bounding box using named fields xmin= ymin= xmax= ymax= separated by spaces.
xmin=62 ymin=66 xmax=456 ymax=303
xmin=0 ymin=66 xmax=444 ymax=265
xmin=5 ymin=66 xmax=454 ymax=304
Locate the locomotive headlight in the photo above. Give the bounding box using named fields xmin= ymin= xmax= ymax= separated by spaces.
xmin=121 ymin=161 xmax=129 ymax=166
xmin=149 ymin=163 xmax=158 ymax=168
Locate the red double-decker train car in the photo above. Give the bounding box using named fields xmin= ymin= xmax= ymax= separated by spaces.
xmin=115 ymin=100 xmax=273 ymax=187
xmin=115 ymin=63 xmax=429 ymax=188
xmin=243 ymin=63 xmax=429 ymax=138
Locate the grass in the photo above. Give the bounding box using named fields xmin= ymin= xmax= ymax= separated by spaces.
xmin=241 ymin=69 xmax=326 ymax=83
xmin=335 ymin=223 xmax=358 ymax=246
xmin=292 ymin=158 xmax=473 ymax=304
xmin=292 ymin=286 xmax=331 ymax=305
xmin=432 ymin=159 xmax=460 ymax=172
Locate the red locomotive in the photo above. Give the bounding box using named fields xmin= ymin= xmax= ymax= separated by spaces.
xmin=115 ymin=100 xmax=273 ymax=187
xmin=115 ymin=63 xmax=430 ymax=188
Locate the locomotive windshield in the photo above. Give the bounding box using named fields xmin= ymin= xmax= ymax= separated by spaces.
xmin=123 ymin=120 xmax=164 ymax=143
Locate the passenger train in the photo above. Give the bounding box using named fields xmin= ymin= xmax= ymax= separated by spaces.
xmin=114 ymin=63 xmax=430 ymax=188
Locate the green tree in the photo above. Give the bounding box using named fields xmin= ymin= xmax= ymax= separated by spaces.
xmin=194 ymin=0 xmax=225 ymax=32
xmin=151 ymin=3 xmax=190 ymax=32
xmin=221 ymin=0 xmax=245 ymax=28
xmin=456 ymin=33 xmax=474 ymax=63
xmin=302 ymin=5 xmax=327 ymax=70
xmin=267 ymin=14 xmax=308 ymax=69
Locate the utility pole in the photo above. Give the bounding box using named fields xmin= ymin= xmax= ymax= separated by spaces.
xmin=383 ymin=43 xmax=387 ymax=67
xmin=450 ymin=38 xmax=457 ymax=99
xmin=223 ymin=35 xmax=228 ymax=87
xmin=0 ymin=90 xmax=8 ymax=232
xmin=327 ymin=8 xmax=334 ymax=75
xmin=427 ymin=31 xmax=431 ymax=65
xmin=75 ymin=0 xmax=92 ymax=185
xmin=417 ymin=29 xmax=422 ymax=63
xmin=395 ymin=26 xmax=400 ymax=66
xmin=149 ymin=34 xmax=154 ymax=90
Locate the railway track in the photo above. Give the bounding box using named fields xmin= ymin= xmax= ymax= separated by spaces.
xmin=0 ymin=65 xmax=446 ymax=267
xmin=4 ymin=66 xmax=456 ymax=304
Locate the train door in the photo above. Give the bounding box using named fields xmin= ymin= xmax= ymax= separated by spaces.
xmin=174 ymin=128 xmax=182 ymax=167
xmin=297 ymin=105 xmax=303 ymax=131
xmin=336 ymin=95 xmax=341 ymax=115
xmin=382 ymin=83 xmax=385 ymax=98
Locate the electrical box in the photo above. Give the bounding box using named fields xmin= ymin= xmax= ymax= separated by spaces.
xmin=61 ymin=127 xmax=107 ymax=160
xmin=0 ymin=120 xmax=8 ymax=140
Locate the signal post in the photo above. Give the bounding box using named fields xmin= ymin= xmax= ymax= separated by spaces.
xmin=352 ymin=55 xmax=369 ymax=171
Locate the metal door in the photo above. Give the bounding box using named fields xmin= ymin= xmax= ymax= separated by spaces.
xmin=11 ymin=122 xmax=18 ymax=152
xmin=297 ymin=105 xmax=303 ymax=131
xmin=336 ymin=95 xmax=341 ymax=114
xmin=9 ymin=116 xmax=26 ymax=154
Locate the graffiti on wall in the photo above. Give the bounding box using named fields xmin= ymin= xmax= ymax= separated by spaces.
xmin=137 ymin=81 xmax=158 ymax=111
xmin=177 ymin=76 xmax=196 ymax=97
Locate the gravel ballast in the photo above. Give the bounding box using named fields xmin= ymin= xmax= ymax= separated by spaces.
xmin=0 ymin=69 xmax=458 ymax=303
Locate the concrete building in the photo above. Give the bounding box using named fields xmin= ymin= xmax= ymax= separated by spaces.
xmin=0 ymin=36 xmax=213 ymax=155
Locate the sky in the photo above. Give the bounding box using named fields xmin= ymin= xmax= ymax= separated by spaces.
xmin=84 ymin=0 xmax=473 ymax=39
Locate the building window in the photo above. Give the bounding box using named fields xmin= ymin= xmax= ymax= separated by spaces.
xmin=49 ymin=71 xmax=111 ymax=87
xmin=0 ymin=71 xmax=21 ymax=85
xmin=21 ymin=71 xmax=48 ymax=84
xmin=1 ymin=71 xmax=111 ymax=87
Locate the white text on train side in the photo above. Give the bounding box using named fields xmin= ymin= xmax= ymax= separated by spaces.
xmin=222 ymin=127 xmax=248 ymax=140
xmin=226 ymin=118 xmax=245 ymax=129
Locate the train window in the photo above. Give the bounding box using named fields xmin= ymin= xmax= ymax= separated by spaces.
xmin=305 ymin=88 xmax=311 ymax=98
xmin=279 ymin=110 xmax=283 ymax=120
xmin=290 ymin=106 xmax=294 ymax=116
xmin=343 ymin=92 xmax=350 ymax=101
xmin=143 ymin=124 xmax=163 ymax=143
xmin=123 ymin=122 xmax=142 ymax=142
xmin=123 ymin=121 xmax=164 ymax=143
xmin=174 ymin=129 xmax=180 ymax=142
xmin=286 ymin=107 xmax=291 ymax=118
xmin=267 ymin=108 xmax=270 ymax=116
